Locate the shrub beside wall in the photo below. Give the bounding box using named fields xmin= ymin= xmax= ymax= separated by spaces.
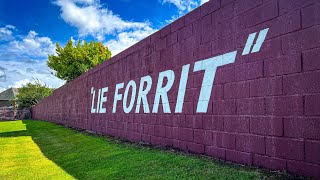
xmin=32 ymin=0 xmax=320 ymax=178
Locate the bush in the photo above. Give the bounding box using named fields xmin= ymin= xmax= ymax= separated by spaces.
xmin=15 ymin=80 xmax=54 ymax=109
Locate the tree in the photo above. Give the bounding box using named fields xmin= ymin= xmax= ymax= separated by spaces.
xmin=15 ymin=80 xmax=54 ymax=109
xmin=47 ymin=39 xmax=111 ymax=82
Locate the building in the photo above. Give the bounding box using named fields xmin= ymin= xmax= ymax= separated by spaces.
xmin=0 ymin=88 xmax=19 ymax=108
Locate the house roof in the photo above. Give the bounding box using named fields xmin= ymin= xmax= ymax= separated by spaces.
xmin=0 ymin=88 xmax=19 ymax=100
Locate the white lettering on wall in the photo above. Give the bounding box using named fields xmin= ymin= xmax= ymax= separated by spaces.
xmin=123 ymin=80 xmax=137 ymax=113
xmin=175 ymin=64 xmax=190 ymax=113
xmin=193 ymin=51 xmax=237 ymax=113
xmin=99 ymin=87 xmax=108 ymax=113
xmin=89 ymin=28 xmax=270 ymax=114
xmin=112 ymin=83 xmax=124 ymax=113
xmin=152 ymin=70 xmax=175 ymax=113
xmin=135 ymin=75 xmax=152 ymax=113
xmin=91 ymin=87 xmax=96 ymax=113
xmin=96 ymin=89 xmax=101 ymax=113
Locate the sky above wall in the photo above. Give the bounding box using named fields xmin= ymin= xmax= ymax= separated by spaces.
xmin=0 ymin=0 xmax=208 ymax=92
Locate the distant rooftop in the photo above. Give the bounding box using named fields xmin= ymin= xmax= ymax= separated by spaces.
xmin=0 ymin=88 xmax=19 ymax=100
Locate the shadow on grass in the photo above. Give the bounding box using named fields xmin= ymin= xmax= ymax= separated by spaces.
xmin=0 ymin=120 xmax=308 ymax=179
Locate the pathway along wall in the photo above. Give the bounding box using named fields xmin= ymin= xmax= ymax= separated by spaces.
xmin=32 ymin=0 xmax=320 ymax=178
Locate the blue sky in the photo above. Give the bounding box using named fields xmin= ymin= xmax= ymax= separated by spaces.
xmin=0 ymin=0 xmax=208 ymax=92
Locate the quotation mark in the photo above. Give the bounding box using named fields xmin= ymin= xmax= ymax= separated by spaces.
xmin=242 ymin=28 xmax=269 ymax=55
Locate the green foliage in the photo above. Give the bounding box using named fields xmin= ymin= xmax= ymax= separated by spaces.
xmin=47 ymin=39 xmax=111 ymax=82
xmin=15 ymin=80 xmax=53 ymax=109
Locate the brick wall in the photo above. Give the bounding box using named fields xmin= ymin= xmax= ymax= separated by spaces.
xmin=0 ymin=107 xmax=31 ymax=120
xmin=32 ymin=0 xmax=320 ymax=178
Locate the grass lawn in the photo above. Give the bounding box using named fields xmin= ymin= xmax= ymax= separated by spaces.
xmin=0 ymin=120 xmax=299 ymax=179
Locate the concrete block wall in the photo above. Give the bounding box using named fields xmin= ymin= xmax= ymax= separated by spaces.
xmin=32 ymin=0 xmax=320 ymax=178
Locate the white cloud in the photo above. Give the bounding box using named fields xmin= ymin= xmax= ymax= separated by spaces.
xmin=54 ymin=0 xmax=154 ymax=41
xmin=0 ymin=60 xmax=64 ymax=91
xmin=161 ymin=0 xmax=204 ymax=23
xmin=0 ymin=25 xmax=64 ymax=91
xmin=0 ymin=29 xmax=56 ymax=63
xmin=54 ymin=0 xmax=157 ymax=55
xmin=200 ymin=0 xmax=209 ymax=5
xmin=0 ymin=25 xmax=15 ymax=42
xmin=105 ymin=27 xmax=156 ymax=55
xmin=161 ymin=0 xmax=199 ymax=14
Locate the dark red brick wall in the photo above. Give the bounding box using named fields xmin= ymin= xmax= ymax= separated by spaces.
xmin=32 ymin=0 xmax=320 ymax=178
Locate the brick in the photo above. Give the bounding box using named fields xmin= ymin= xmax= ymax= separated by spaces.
xmin=178 ymin=24 xmax=193 ymax=41
xmin=217 ymin=18 xmax=236 ymax=38
xmin=303 ymin=48 xmax=320 ymax=71
xmin=192 ymin=73 xmax=203 ymax=88
xmin=201 ymin=26 xmax=218 ymax=45
xmin=283 ymin=71 xmax=320 ymax=95
xmin=185 ymin=7 xmax=201 ymax=25
xmin=183 ymin=102 xmax=195 ymax=114
xmin=249 ymin=77 xmax=282 ymax=97
xmin=277 ymin=10 xmax=301 ymax=35
xmin=238 ymin=0 xmax=278 ymax=29
xmin=185 ymin=115 xmax=203 ymax=129
xmin=212 ymin=35 xmax=235 ymax=56
xmin=154 ymin=125 xmax=166 ymax=137
xmin=234 ymin=0 xmax=262 ymax=15
xmin=224 ymin=81 xmax=249 ymax=99
xmin=235 ymin=61 xmax=263 ymax=81
xmin=266 ymin=137 xmax=304 ymax=160
xmin=205 ymin=146 xmax=226 ymax=160
xmin=221 ymin=0 xmax=234 ymax=6
xmin=203 ymin=131 xmax=213 ymax=145
xmin=179 ymin=128 xmax=194 ymax=142
xmin=224 ymin=116 xmax=249 ymax=133
xmin=202 ymin=115 xmax=224 ymax=131
xmin=214 ymin=65 xmax=235 ymax=84
xmin=172 ymin=115 xmax=186 ymax=127
xmin=282 ymin=26 xmax=320 ymax=54
xmin=161 ymin=25 xmax=171 ymax=38
xmin=212 ymin=99 xmax=236 ymax=115
xmin=236 ymin=32 xmax=281 ymax=60
xmin=201 ymin=0 xmax=220 ymax=17
xmin=237 ymin=98 xmax=265 ymax=115
xmin=287 ymin=160 xmax=320 ymax=179
xmin=264 ymin=53 xmax=301 ymax=77
xmin=166 ymin=31 xmax=178 ymax=46
xmin=155 ymin=38 xmax=166 ymax=51
xmin=226 ymin=150 xmax=252 ymax=165
xmin=253 ymin=154 xmax=286 ymax=171
xmin=165 ymin=126 xmax=173 ymax=138
xmin=305 ymin=94 xmax=320 ymax=116
xmin=212 ymin=2 xmax=235 ymax=24
xmin=195 ymin=43 xmax=212 ymax=60
xmin=171 ymin=17 xmax=185 ymax=32
xmin=302 ymin=3 xmax=320 ymax=28
xmin=266 ymin=96 xmax=303 ymax=116
xmin=279 ymin=0 xmax=318 ymax=15
xmin=160 ymin=48 xmax=173 ymax=64
xmin=250 ymin=117 xmax=283 ymax=136
xmin=284 ymin=117 xmax=320 ymax=140
xmin=201 ymin=14 xmax=212 ymax=30
xmin=213 ymin=132 xmax=236 ymax=149
xmin=194 ymin=129 xmax=205 ymax=144
xmin=306 ymin=140 xmax=320 ymax=164
xmin=187 ymin=142 xmax=205 ymax=154
xmin=236 ymin=134 xmax=265 ymax=154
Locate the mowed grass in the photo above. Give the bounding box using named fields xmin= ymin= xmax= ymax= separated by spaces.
xmin=0 ymin=120 xmax=296 ymax=179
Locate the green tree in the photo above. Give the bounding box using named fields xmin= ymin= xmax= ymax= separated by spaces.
xmin=47 ymin=39 xmax=111 ymax=82
xmin=15 ymin=80 xmax=54 ymax=109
